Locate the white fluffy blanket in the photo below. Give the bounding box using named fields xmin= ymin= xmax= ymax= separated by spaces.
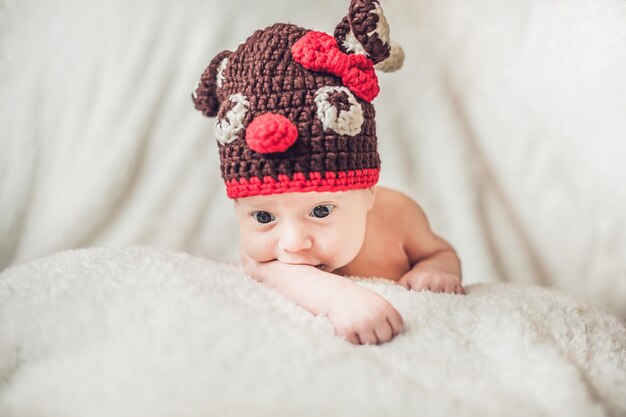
xmin=1 ymin=246 xmax=624 ymax=417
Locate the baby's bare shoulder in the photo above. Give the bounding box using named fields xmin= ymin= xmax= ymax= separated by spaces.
xmin=373 ymin=186 xmax=422 ymax=216
xmin=371 ymin=186 xmax=430 ymax=237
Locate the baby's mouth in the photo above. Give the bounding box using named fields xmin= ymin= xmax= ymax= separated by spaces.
xmin=315 ymin=264 xmax=326 ymax=271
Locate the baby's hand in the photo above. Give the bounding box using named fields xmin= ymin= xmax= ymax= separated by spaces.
xmin=325 ymin=283 xmax=404 ymax=345
xmin=399 ymin=267 xmax=465 ymax=295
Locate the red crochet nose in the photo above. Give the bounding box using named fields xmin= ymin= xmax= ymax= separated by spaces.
xmin=245 ymin=113 xmax=298 ymax=154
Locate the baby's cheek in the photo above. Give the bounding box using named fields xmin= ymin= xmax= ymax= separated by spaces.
xmin=326 ymin=228 xmax=365 ymax=268
xmin=339 ymin=238 xmax=363 ymax=264
xmin=240 ymin=231 xmax=276 ymax=263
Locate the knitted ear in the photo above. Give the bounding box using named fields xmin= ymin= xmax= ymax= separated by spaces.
xmin=333 ymin=0 xmax=404 ymax=72
xmin=374 ymin=41 xmax=404 ymax=73
xmin=192 ymin=50 xmax=232 ymax=117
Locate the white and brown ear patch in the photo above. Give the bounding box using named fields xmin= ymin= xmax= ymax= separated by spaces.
xmin=192 ymin=50 xmax=232 ymax=117
xmin=335 ymin=15 xmax=366 ymax=56
xmin=314 ymin=86 xmax=364 ymax=136
xmin=333 ymin=0 xmax=403 ymax=72
xmin=214 ymin=93 xmax=249 ymax=145
xmin=365 ymin=1 xmax=391 ymax=48
xmin=334 ymin=0 xmax=390 ymax=64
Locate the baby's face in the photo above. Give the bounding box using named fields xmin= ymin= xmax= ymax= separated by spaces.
xmin=234 ymin=189 xmax=375 ymax=272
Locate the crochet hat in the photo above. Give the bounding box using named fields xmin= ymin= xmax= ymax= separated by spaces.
xmin=193 ymin=0 xmax=404 ymax=199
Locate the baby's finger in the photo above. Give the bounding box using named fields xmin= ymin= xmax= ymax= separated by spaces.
xmin=409 ymin=277 xmax=429 ymax=292
xmin=359 ymin=330 xmax=379 ymax=345
xmin=397 ymin=276 xmax=410 ymax=290
xmin=386 ymin=318 xmax=399 ymax=339
xmin=444 ymin=281 xmax=458 ymax=293
xmin=344 ymin=332 xmax=361 ymax=345
xmin=388 ymin=311 xmax=404 ymax=335
xmin=433 ymin=276 xmax=447 ymax=292
xmin=374 ymin=321 xmax=393 ymax=343
xmin=456 ymin=284 xmax=466 ymax=295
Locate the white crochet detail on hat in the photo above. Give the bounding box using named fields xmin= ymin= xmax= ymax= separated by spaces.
xmin=214 ymin=93 xmax=249 ymax=145
xmin=314 ymin=86 xmax=363 ymax=136
xmin=342 ymin=30 xmax=367 ymax=56
xmin=216 ymin=57 xmax=229 ymax=88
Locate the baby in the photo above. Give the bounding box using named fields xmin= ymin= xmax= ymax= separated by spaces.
xmin=193 ymin=0 xmax=464 ymax=345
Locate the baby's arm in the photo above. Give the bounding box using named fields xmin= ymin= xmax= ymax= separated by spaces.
xmin=395 ymin=195 xmax=464 ymax=294
xmin=241 ymin=250 xmax=404 ymax=344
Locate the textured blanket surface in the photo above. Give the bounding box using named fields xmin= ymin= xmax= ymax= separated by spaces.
xmin=1 ymin=247 xmax=624 ymax=417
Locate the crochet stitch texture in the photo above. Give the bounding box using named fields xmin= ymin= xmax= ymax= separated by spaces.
xmin=193 ymin=0 xmax=403 ymax=198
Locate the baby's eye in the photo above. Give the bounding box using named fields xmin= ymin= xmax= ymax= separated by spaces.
xmin=309 ymin=204 xmax=335 ymax=219
xmin=251 ymin=211 xmax=275 ymax=224
xmin=313 ymin=86 xmax=363 ymax=136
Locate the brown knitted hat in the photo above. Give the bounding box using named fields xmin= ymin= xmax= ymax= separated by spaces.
xmin=193 ymin=0 xmax=404 ymax=199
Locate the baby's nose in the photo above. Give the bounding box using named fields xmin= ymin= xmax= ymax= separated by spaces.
xmin=278 ymin=225 xmax=313 ymax=253
xmin=245 ymin=112 xmax=298 ymax=154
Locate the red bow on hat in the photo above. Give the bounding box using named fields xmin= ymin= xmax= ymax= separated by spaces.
xmin=291 ymin=31 xmax=379 ymax=103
